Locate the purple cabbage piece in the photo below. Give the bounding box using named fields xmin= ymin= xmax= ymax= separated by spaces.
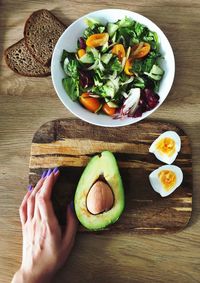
xmin=113 ymin=88 xmax=160 ymax=120
xmin=79 ymin=71 xmax=93 ymax=88
xmin=131 ymin=89 xmax=160 ymax=118
xmin=143 ymin=88 xmax=160 ymax=109
xmin=79 ymin=37 xmax=86 ymax=49
xmin=132 ymin=106 xmax=143 ymax=118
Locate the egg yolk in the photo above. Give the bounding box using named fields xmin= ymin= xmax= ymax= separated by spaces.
xmin=156 ymin=137 xmax=176 ymax=156
xmin=158 ymin=170 xmax=177 ymax=191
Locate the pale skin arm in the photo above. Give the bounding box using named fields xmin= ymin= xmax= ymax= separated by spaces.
xmin=12 ymin=168 xmax=78 ymax=283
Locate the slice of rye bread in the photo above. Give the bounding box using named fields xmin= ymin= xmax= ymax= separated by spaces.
xmin=4 ymin=38 xmax=51 ymax=77
xmin=24 ymin=9 xmax=66 ymax=66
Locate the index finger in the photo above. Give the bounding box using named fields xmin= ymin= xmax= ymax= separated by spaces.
xmin=39 ymin=168 xmax=60 ymax=200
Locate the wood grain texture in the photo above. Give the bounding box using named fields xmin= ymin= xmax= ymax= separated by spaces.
xmin=29 ymin=119 xmax=192 ymax=233
xmin=0 ymin=1 xmax=200 ymax=283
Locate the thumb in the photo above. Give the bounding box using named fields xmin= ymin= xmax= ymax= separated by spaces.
xmin=62 ymin=203 xmax=78 ymax=253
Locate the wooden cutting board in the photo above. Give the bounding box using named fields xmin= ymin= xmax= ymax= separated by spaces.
xmin=29 ymin=118 xmax=192 ymax=233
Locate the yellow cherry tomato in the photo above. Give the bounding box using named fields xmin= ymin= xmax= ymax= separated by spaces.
xmin=124 ymin=58 xmax=134 ymax=76
xmin=86 ymin=33 xmax=109 ymax=47
xmin=132 ymin=42 xmax=151 ymax=58
xmin=112 ymin=44 xmax=126 ymax=61
xmin=77 ymin=49 xmax=86 ymax=58
xmin=80 ymin=93 xmax=102 ymax=113
xmin=102 ymin=103 xmax=116 ymax=116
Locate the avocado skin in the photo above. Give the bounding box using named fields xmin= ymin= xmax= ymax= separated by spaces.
xmin=74 ymin=151 xmax=125 ymax=231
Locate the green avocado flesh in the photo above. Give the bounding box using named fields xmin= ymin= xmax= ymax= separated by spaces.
xmin=74 ymin=151 xmax=125 ymax=231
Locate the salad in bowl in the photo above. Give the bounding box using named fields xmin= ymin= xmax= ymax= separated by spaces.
xmin=51 ymin=9 xmax=175 ymax=127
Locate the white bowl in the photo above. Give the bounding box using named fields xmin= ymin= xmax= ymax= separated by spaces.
xmin=51 ymin=9 xmax=175 ymax=127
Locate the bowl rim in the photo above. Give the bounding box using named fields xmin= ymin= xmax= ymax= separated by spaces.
xmin=51 ymin=8 xmax=175 ymax=127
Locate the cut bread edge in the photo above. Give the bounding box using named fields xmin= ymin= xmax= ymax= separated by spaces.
xmin=24 ymin=9 xmax=66 ymax=66
xmin=4 ymin=38 xmax=51 ymax=77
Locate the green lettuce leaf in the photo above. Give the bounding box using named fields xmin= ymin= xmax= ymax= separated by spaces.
xmin=61 ymin=50 xmax=76 ymax=65
xmin=107 ymin=57 xmax=123 ymax=73
xmin=62 ymin=77 xmax=79 ymax=101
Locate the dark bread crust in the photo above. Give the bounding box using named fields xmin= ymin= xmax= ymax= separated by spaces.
xmin=24 ymin=9 xmax=66 ymax=66
xmin=4 ymin=38 xmax=51 ymax=77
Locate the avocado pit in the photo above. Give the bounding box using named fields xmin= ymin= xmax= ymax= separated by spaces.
xmin=86 ymin=180 xmax=114 ymax=215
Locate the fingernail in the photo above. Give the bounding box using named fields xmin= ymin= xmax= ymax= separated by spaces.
xmin=46 ymin=168 xmax=52 ymax=177
xmin=53 ymin=167 xmax=59 ymax=174
xmin=70 ymin=200 xmax=75 ymax=212
xmin=27 ymin=184 xmax=33 ymax=191
xmin=41 ymin=170 xmax=48 ymax=178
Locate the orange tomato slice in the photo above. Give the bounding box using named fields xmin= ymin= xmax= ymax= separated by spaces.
xmin=86 ymin=33 xmax=109 ymax=48
xmin=124 ymin=58 xmax=134 ymax=76
xmin=80 ymin=93 xmax=102 ymax=113
xmin=132 ymin=42 xmax=151 ymax=59
xmin=102 ymin=103 xmax=116 ymax=116
xmin=112 ymin=44 xmax=125 ymax=61
xmin=77 ymin=49 xmax=86 ymax=58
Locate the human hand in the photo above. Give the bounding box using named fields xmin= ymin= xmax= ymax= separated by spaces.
xmin=12 ymin=168 xmax=78 ymax=283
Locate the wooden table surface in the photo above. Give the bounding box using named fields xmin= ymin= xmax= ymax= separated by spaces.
xmin=0 ymin=1 xmax=200 ymax=282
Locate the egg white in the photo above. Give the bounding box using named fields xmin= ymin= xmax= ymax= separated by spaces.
xmin=149 ymin=165 xmax=183 ymax=197
xmin=149 ymin=131 xmax=181 ymax=164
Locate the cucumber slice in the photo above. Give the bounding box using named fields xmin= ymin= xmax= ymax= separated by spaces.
xmin=101 ymin=41 xmax=109 ymax=53
xmin=84 ymin=18 xmax=100 ymax=29
xmin=107 ymin=23 xmax=118 ymax=37
xmin=151 ymin=64 xmax=164 ymax=75
xmin=101 ymin=53 xmax=112 ymax=64
xmin=79 ymin=53 xmax=94 ymax=64
xmin=90 ymin=48 xmax=99 ymax=59
xmin=144 ymin=64 xmax=164 ymax=81
xmin=98 ymin=26 xmax=105 ymax=33
xmin=111 ymin=32 xmax=117 ymax=43
xmin=102 ymin=84 xmax=115 ymax=98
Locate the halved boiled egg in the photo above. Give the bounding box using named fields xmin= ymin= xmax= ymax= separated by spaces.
xmin=149 ymin=165 xmax=183 ymax=197
xmin=149 ymin=131 xmax=181 ymax=164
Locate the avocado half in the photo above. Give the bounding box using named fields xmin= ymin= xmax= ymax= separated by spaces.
xmin=74 ymin=151 xmax=125 ymax=231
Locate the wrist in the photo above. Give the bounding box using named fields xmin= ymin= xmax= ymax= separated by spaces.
xmin=12 ymin=269 xmax=27 ymax=283
xmin=12 ymin=268 xmax=54 ymax=283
